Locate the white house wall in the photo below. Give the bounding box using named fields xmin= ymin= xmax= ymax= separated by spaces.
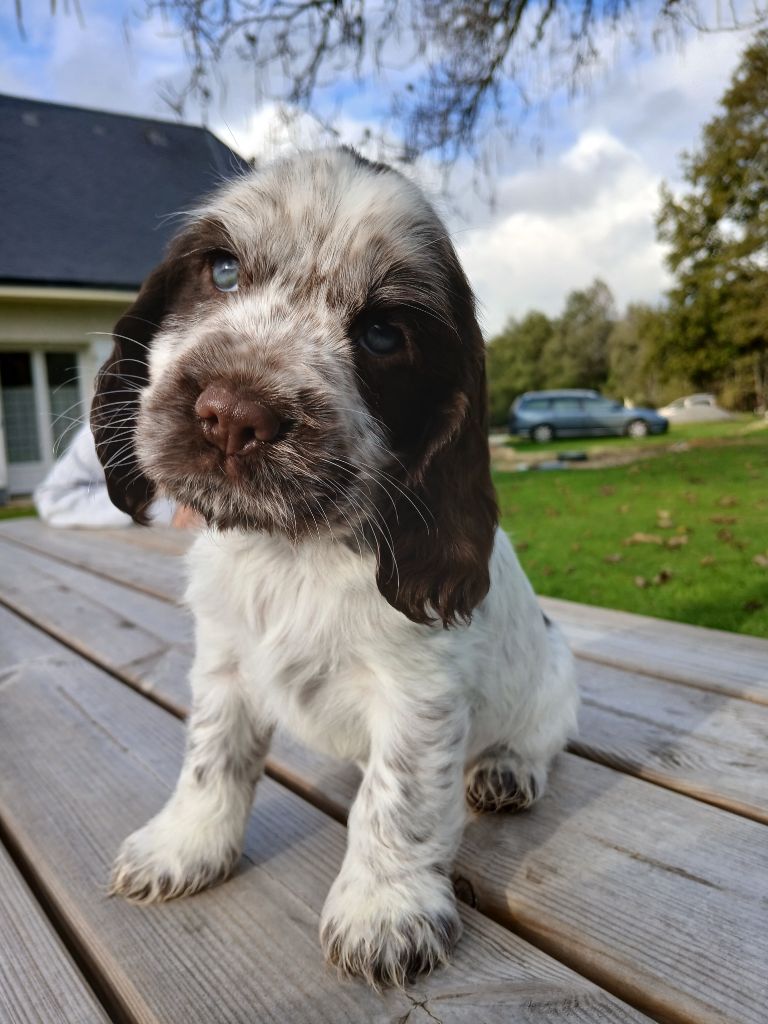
xmin=0 ymin=286 xmax=135 ymax=498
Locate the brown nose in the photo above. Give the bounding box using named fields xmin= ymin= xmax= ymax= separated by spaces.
xmin=195 ymin=383 xmax=281 ymax=455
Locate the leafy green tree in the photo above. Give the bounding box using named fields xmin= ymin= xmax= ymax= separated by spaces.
xmin=606 ymin=303 xmax=674 ymax=406
xmin=541 ymin=279 xmax=615 ymax=390
xmin=486 ymin=311 xmax=553 ymax=425
xmin=657 ymin=29 xmax=768 ymax=410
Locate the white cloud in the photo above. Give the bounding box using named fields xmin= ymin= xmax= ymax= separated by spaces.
xmin=0 ymin=7 xmax=188 ymax=119
xmin=452 ymin=22 xmax=758 ymax=335
xmin=455 ymin=130 xmax=670 ymax=335
xmin=565 ymin=23 xmax=756 ymax=182
xmin=1 ymin=1 xmax=757 ymax=335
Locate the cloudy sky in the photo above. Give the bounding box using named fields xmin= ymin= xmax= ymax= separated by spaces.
xmin=0 ymin=1 xmax=759 ymax=335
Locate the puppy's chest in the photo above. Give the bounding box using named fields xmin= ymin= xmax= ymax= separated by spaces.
xmin=189 ymin=533 xmax=409 ymax=757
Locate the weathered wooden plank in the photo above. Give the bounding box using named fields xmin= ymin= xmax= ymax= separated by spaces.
xmin=97 ymin=525 xmax=191 ymax=556
xmin=541 ymin=596 xmax=768 ymax=704
xmin=265 ymin=739 xmax=768 ymax=1024
xmin=3 ymin=532 xmax=765 ymax=1019
xmin=0 ymin=844 xmax=110 ymax=1024
xmin=3 ymin=533 xmax=767 ymax=827
xmin=2 ymin=571 xmax=766 ymax=1022
xmin=574 ymin=660 xmax=768 ymax=823
xmin=0 ymin=610 xmax=648 ymax=1024
xmin=0 ymin=540 xmax=192 ymax=709
xmin=4 ymin=519 xmax=768 ymax=705
xmin=0 ymin=520 xmax=187 ymax=603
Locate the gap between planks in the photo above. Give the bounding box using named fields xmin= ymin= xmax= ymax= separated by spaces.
xmin=1 ymin=535 xmax=766 ymax=829
xmin=2 ymin=522 xmax=766 ymax=709
xmin=2 ymin=593 xmax=767 ymax=1022
xmin=0 ymin=821 xmax=135 ymax=1024
xmin=0 ymin=839 xmax=116 ymax=1024
xmin=1 ymin=608 xmax=654 ymax=1024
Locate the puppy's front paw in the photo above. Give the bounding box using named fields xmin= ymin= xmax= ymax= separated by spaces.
xmin=110 ymin=811 xmax=240 ymax=903
xmin=320 ymin=869 xmax=461 ymax=987
xmin=465 ymin=746 xmax=546 ymax=814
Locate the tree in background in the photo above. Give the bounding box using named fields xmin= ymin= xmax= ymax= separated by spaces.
xmin=606 ymin=303 xmax=674 ymax=406
xmin=540 ymin=279 xmax=615 ymax=390
xmin=657 ymin=29 xmax=768 ymax=411
xmin=485 ymin=281 xmax=617 ymax=426
xmin=18 ymin=1 xmax=766 ymax=168
xmin=486 ymin=312 xmax=553 ymax=424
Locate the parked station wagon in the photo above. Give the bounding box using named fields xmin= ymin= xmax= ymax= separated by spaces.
xmin=508 ymin=389 xmax=669 ymax=443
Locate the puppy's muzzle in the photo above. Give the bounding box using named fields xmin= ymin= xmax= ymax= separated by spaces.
xmin=195 ymin=382 xmax=283 ymax=456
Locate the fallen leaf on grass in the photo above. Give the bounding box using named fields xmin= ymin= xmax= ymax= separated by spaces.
xmin=743 ymin=599 xmax=764 ymax=612
xmin=624 ymin=532 xmax=664 ymax=546
xmin=717 ymin=495 xmax=739 ymax=507
xmin=515 ymin=541 xmax=530 ymax=552
xmin=601 ymin=485 xmax=615 ymax=496
xmin=753 ymin=554 xmax=768 ymax=568
xmin=666 ymin=535 xmax=688 ymax=548
xmin=604 ymin=553 xmax=623 ymax=564
xmin=710 ymin=515 xmax=737 ymax=525
xmin=618 ymin=504 xmax=631 ymax=514
xmin=700 ymin=555 xmax=717 ymax=566
xmin=656 ymin=509 xmax=673 ymax=528
xmin=716 ymin=528 xmax=735 ymax=544
xmin=634 ymin=569 xmax=673 ymax=588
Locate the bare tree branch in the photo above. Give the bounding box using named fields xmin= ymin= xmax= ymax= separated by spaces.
xmin=18 ymin=0 xmax=768 ymax=167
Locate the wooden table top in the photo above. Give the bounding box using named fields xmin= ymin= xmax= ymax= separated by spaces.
xmin=0 ymin=517 xmax=766 ymax=1024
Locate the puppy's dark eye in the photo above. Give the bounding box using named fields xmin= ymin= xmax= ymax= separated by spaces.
xmin=358 ymin=322 xmax=404 ymax=356
xmin=211 ymin=255 xmax=240 ymax=293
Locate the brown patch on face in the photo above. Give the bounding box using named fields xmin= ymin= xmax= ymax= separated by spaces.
xmin=93 ymin=150 xmax=497 ymax=626
xmin=353 ymin=237 xmax=498 ymax=628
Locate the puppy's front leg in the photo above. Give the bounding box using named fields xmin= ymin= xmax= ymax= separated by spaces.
xmin=111 ymin=659 xmax=273 ymax=903
xmin=321 ymin=690 xmax=469 ymax=986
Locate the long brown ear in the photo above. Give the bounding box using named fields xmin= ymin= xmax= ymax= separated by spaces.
xmin=375 ymin=303 xmax=498 ymax=628
xmin=90 ymin=262 xmax=173 ymax=523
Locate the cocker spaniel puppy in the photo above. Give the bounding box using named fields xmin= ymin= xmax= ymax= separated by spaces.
xmin=92 ymin=148 xmax=578 ymax=987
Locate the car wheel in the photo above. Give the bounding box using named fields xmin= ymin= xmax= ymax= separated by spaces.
xmin=531 ymin=424 xmax=554 ymax=443
xmin=626 ymin=419 xmax=649 ymax=438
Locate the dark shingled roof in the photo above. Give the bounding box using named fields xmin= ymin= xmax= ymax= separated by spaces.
xmin=0 ymin=94 xmax=249 ymax=290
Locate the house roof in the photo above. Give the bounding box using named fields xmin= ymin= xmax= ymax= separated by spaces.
xmin=0 ymin=94 xmax=249 ymax=290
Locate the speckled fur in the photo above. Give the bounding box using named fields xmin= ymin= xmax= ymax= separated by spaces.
xmin=99 ymin=149 xmax=579 ymax=987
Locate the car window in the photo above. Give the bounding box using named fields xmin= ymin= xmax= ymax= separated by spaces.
xmin=690 ymin=396 xmax=713 ymax=406
xmin=521 ymin=398 xmax=551 ymax=411
xmin=585 ymin=398 xmax=618 ymax=412
xmin=552 ymin=398 xmax=583 ymax=412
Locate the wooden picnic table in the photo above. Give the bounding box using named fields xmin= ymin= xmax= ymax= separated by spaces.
xmin=0 ymin=516 xmax=766 ymax=1024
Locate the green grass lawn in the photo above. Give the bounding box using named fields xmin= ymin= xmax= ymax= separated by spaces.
xmin=505 ymin=415 xmax=759 ymax=456
xmin=0 ymin=503 xmax=36 ymax=521
xmin=495 ymin=430 xmax=768 ymax=639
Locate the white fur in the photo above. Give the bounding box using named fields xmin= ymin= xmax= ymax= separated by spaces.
xmin=113 ymin=524 xmax=577 ymax=982
xmin=109 ymin=149 xmax=579 ymax=986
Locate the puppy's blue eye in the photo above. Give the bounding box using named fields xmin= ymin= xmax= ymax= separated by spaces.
xmin=211 ymin=255 xmax=239 ymax=292
xmin=359 ymin=322 xmax=404 ymax=355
